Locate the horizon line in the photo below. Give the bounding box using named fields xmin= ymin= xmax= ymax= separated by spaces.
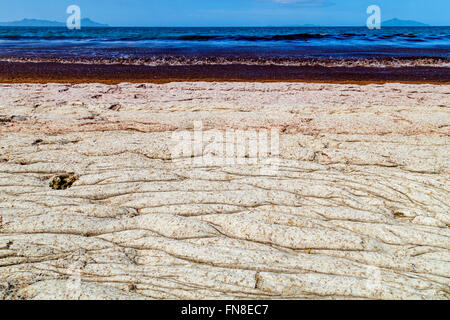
xmin=1 ymin=24 xmax=447 ymax=28
xmin=1 ymin=17 xmax=448 ymax=28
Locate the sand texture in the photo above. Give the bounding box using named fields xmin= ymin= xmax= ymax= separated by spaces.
xmin=0 ymin=82 xmax=449 ymax=300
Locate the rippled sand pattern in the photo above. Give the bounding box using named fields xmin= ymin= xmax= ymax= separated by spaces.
xmin=0 ymin=82 xmax=449 ymax=300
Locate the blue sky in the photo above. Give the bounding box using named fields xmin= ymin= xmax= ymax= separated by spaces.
xmin=0 ymin=0 xmax=449 ymax=26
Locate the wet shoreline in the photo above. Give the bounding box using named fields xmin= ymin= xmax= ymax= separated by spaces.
xmin=1 ymin=61 xmax=449 ymax=84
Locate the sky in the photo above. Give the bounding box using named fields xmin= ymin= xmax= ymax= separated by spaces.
xmin=0 ymin=0 xmax=449 ymax=27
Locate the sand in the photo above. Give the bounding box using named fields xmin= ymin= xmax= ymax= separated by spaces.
xmin=0 ymin=61 xmax=449 ymax=84
xmin=0 ymin=82 xmax=449 ymax=300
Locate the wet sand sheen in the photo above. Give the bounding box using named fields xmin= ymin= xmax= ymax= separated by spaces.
xmin=0 ymin=61 xmax=450 ymax=84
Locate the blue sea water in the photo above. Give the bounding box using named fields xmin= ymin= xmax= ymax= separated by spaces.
xmin=0 ymin=27 xmax=449 ymax=65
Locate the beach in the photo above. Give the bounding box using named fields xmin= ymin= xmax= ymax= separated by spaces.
xmin=0 ymin=81 xmax=449 ymax=299
xmin=0 ymin=61 xmax=449 ymax=84
xmin=0 ymin=24 xmax=449 ymax=300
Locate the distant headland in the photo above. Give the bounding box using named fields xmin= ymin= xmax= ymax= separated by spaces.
xmin=382 ymin=18 xmax=429 ymax=27
xmin=0 ymin=17 xmax=432 ymax=28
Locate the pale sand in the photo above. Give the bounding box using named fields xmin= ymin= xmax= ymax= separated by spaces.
xmin=0 ymin=82 xmax=449 ymax=300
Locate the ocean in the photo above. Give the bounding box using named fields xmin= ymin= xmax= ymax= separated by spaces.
xmin=0 ymin=26 xmax=449 ymax=67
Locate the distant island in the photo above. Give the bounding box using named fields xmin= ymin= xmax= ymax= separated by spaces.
xmin=382 ymin=18 xmax=429 ymax=27
xmin=0 ymin=17 xmax=432 ymax=28
xmin=0 ymin=18 xmax=108 ymax=27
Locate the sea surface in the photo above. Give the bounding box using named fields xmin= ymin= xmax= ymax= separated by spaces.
xmin=0 ymin=27 xmax=449 ymax=67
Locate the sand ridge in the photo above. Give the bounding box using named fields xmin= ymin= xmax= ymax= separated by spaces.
xmin=0 ymin=82 xmax=449 ymax=300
